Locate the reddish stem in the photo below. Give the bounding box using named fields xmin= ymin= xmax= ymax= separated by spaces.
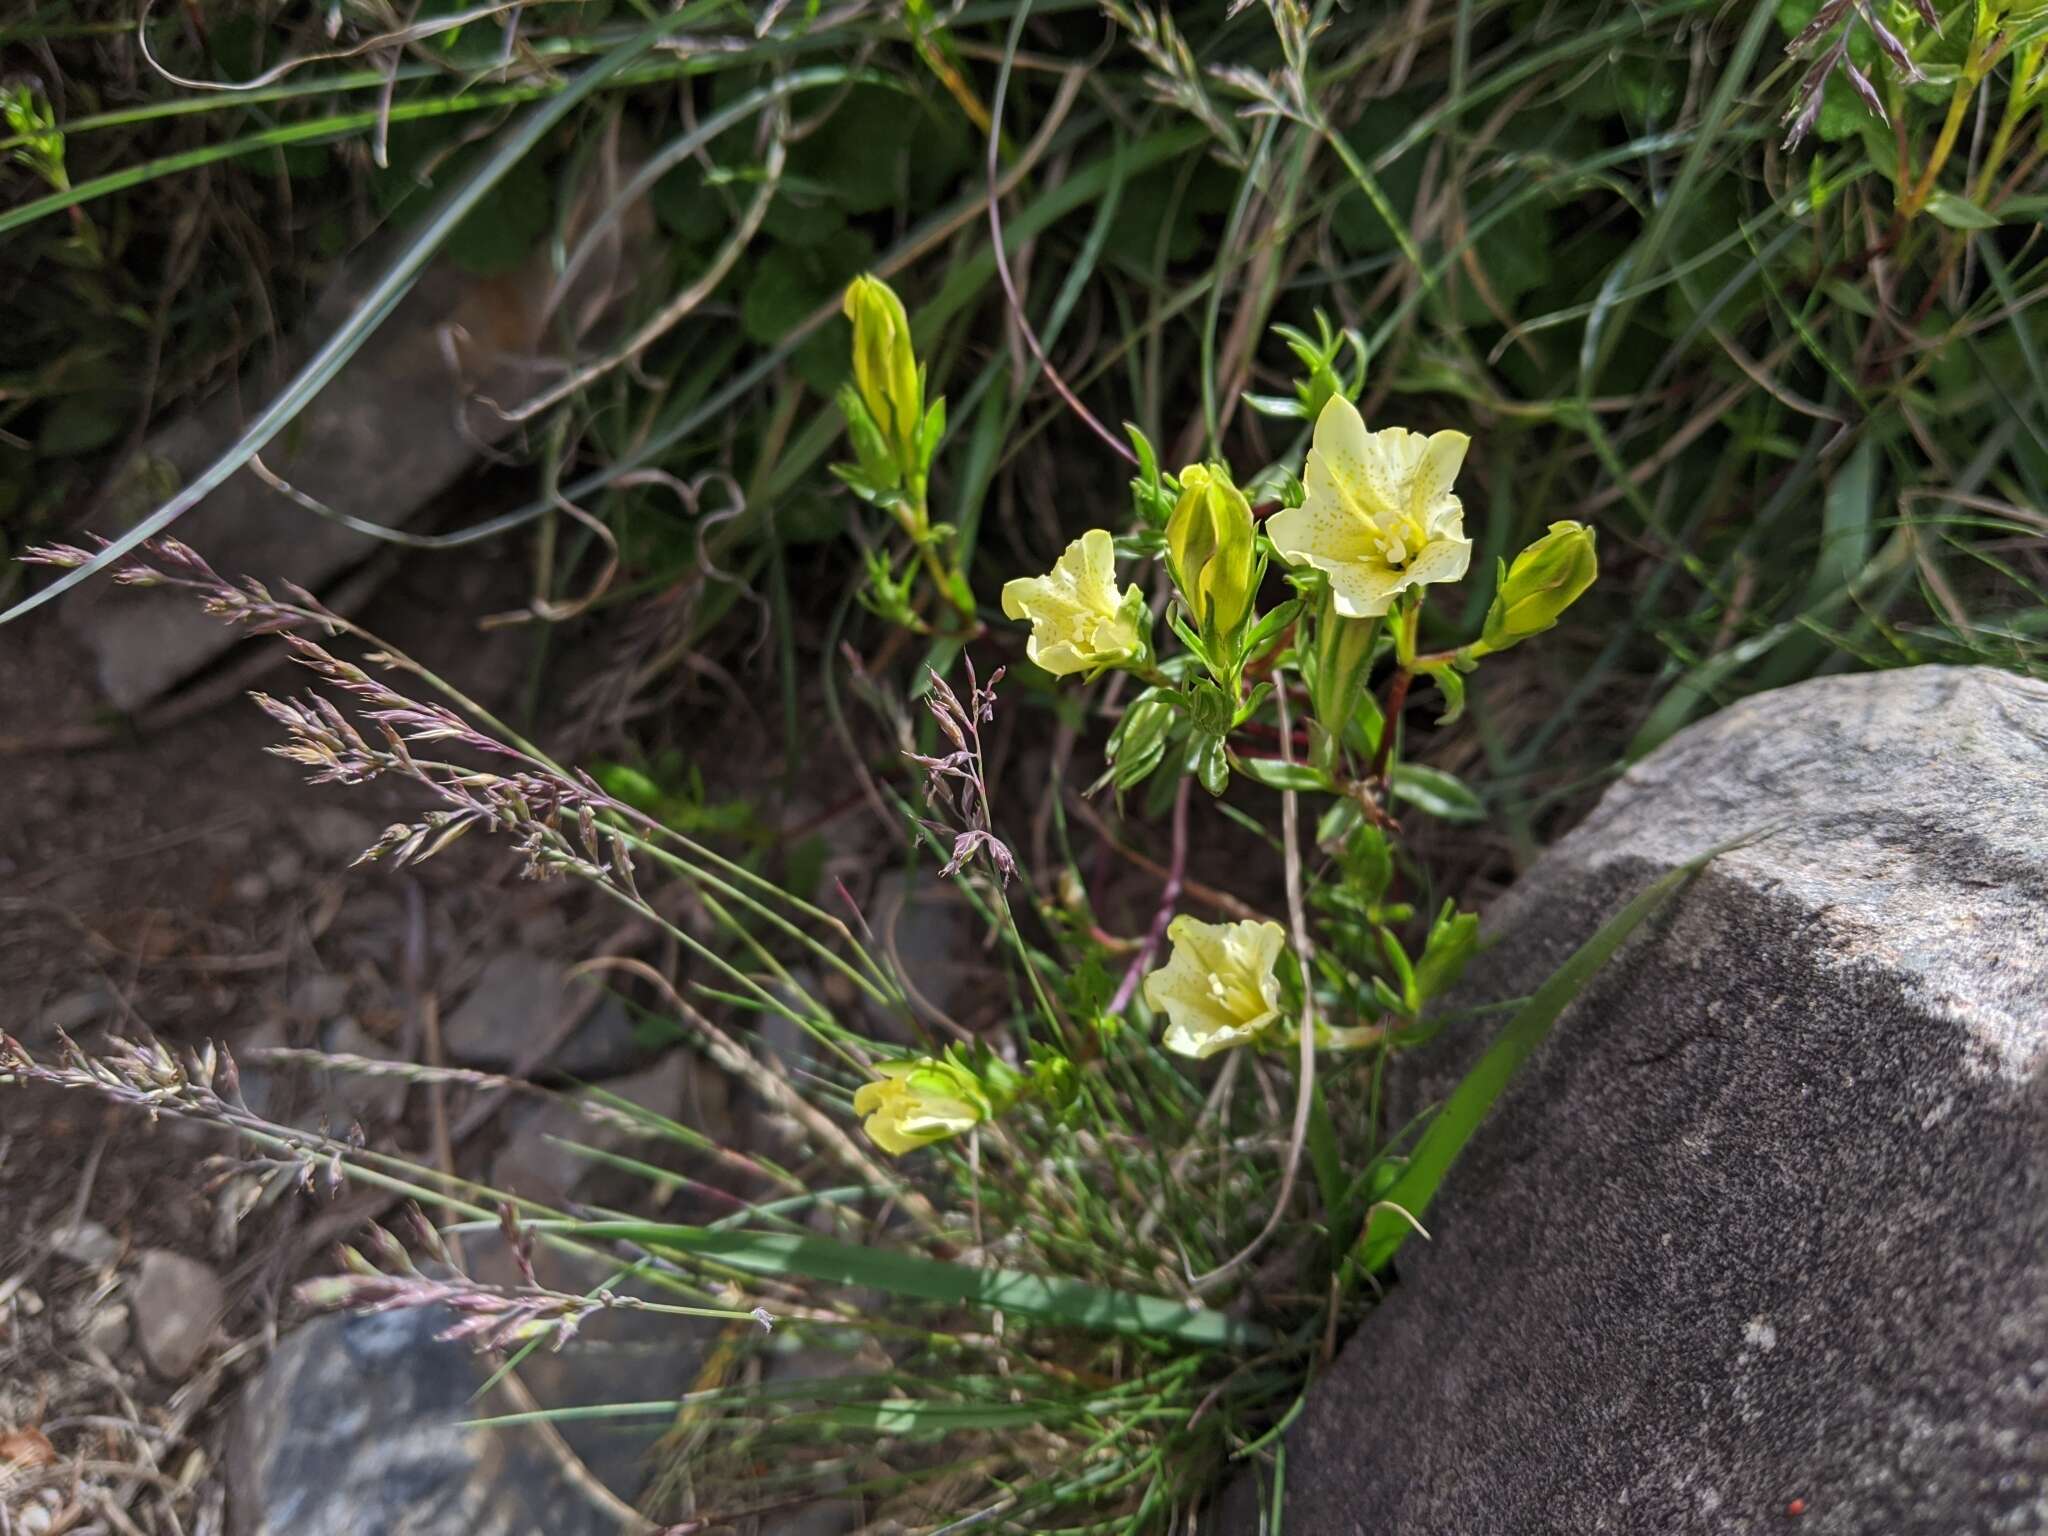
xmin=1108 ymin=775 xmax=1190 ymax=1014
xmin=1371 ymin=669 xmax=1412 ymax=785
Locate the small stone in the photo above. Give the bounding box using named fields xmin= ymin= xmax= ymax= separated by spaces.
xmin=287 ymin=972 xmax=351 ymax=1022
xmin=133 ymin=1249 xmax=224 ymax=1379
xmin=490 ymin=1051 xmax=692 ymax=1207
xmin=443 ymin=955 xmax=646 ymax=1078
xmin=233 ymin=1018 xmax=290 ymax=1121
xmin=231 ymin=872 xmax=269 ymax=904
xmin=442 ymin=953 xmax=570 ymax=1069
xmin=82 ymin=1301 xmax=132 ymax=1357
xmin=36 ymin=986 xmax=114 ymax=1036
xmin=226 ymin=1306 xmax=648 ymax=1535
xmin=61 ymin=259 xmax=560 ymax=712
xmin=297 ymin=805 xmax=382 ymax=865
xmin=318 ymin=1018 xmax=407 ymax=1124
xmin=859 ymin=871 xmax=976 ymax=1039
xmin=49 ymin=1219 xmax=120 ymax=1267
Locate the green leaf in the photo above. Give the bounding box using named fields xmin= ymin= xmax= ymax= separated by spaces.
xmin=1809 ymin=435 xmax=1876 ymax=605
xmin=1388 ymin=762 xmax=1484 ymax=821
xmin=444 ymin=155 xmax=552 ymax=276
xmin=1354 ymin=851 xmax=1716 ymax=1273
xmin=1424 ymin=663 xmax=1467 ymax=725
xmin=1924 ymin=190 xmax=2001 ymax=229
xmin=36 ymin=393 xmax=128 ymax=457
xmin=565 ymin=1222 xmax=1271 ymax=1350
xmin=1235 ymin=757 xmax=1335 ymax=793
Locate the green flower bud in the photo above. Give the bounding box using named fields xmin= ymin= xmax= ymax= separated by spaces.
xmin=1413 ymin=900 xmax=1481 ymax=1002
xmin=1103 ymin=688 xmax=1179 ymax=791
xmin=1480 ymin=521 xmax=1597 ymax=652
xmin=843 ymin=274 xmax=923 ymax=477
xmin=1167 ymin=463 xmax=1258 ymax=646
xmin=1308 ymin=587 xmax=1379 ymax=755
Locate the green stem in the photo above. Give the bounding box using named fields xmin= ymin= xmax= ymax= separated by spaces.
xmin=1970 ymin=41 xmax=2045 ymax=207
xmin=1901 ymin=33 xmax=1987 ymax=221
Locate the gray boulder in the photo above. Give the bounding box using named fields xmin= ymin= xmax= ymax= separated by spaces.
xmin=61 ymin=259 xmax=551 ymax=712
xmin=1231 ymin=666 xmax=2048 ymax=1535
xmin=227 ymin=1232 xmax=714 ymax=1536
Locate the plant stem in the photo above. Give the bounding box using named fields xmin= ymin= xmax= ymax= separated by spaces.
xmin=1901 ymin=33 xmax=1987 ymax=220
xmin=1970 ymin=41 xmax=2045 ymax=207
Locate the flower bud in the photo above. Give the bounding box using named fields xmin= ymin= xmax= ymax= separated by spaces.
xmin=1167 ymin=463 xmax=1258 ymax=645
xmin=1480 ymin=521 xmax=1597 ymax=652
xmin=1103 ymin=688 xmax=1178 ymax=791
xmin=843 ymin=274 xmax=923 ymax=476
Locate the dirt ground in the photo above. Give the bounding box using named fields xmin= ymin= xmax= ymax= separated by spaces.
xmin=0 ymin=552 xmax=635 ymax=1535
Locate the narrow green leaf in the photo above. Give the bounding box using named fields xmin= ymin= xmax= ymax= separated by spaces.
xmin=1809 ymin=435 xmax=1876 ymax=606
xmin=1354 ymin=850 xmax=1717 ymax=1273
xmin=1235 ymin=757 xmax=1335 ymax=793
xmin=1387 ymin=762 xmax=1484 ymax=821
xmin=1924 ymin=190 xmax=2000 ymax=230
xmin=565 ymin=1221 xmax=1271 ymax=1350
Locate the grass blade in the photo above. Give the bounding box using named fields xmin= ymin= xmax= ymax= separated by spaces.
xmin=1354 ymin=845 xmax=1723 ymax=1274
xmin=564 ymin=1220 xmax=1272 ymax=1350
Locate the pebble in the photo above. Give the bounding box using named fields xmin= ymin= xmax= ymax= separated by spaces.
xmin=83 ymin=1300 xmax=133 ymax=1357
xmin=133 ymin=1249 xmax=224 ymax=1379
xmin=49 ymin=1219 xmax=121 ymax=1267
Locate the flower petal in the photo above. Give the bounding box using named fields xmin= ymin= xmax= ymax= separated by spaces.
xmin=1404 ymin=529 xmax=1472 ymax=590
xmin=1411 ymin=430 xmax=1470 ymax=518
xmin=1269 ymin=468 xmax=1380 ymax=573
xmin=1311 ymin=395 xmax=1376 ymax=502
xmin=999 ymin=575 xmax=1043 ymax=622
xmin=1077 ymin=527 xmax=1118 ymax=592
xmin=1324 ymin=556 xmax=1413 ymax=618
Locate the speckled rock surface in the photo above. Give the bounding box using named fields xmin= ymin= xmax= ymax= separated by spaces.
xmin=227 ymin=1306 xmax=621 ymax=1536
xmin=1224 ymin=666 xmax=2048 ymax=1536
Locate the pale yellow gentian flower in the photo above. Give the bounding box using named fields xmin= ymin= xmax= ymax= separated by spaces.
xmin=1000 ymin=529 xmax=1146 ymax=678
xmin=1142 ymin=915 xmax=1287 ymax=1059
xmin=1266 ymin=395 xmax=1472 ymax=618
xmin=853 ymin=1057 xmax=992 ymax=1156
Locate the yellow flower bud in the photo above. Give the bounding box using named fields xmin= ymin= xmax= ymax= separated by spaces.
xmin=1480 ymin=521 xmax=1598 ymax=651
xmin=1141 ymin=915 xmax=1287 ymax=1059
xmin=1167 ymin=463 xmax=1258 ymax=643
xmin=1000 ymin=529 xmax=1147 ymax=678
xmin=843 ymin=274 xmax=923 ymax=472
xmin=852 ymin=1057 xmax=992 ymax=1156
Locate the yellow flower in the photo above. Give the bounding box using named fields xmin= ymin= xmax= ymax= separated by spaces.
xmin=1000 ymin=529 xmax=1146 ymax=678
xmin=1266 ymin=395 xmax=1472 ymax=618
xmin=1142 ymin=915 xmax=1287 ymax=1059
xmin=853 ymin=1057 xmax=992 ymax=1156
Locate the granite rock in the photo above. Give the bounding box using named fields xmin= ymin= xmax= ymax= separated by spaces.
xmin=62 ymin=260 xmax=554 ymax=712
xmin=1229 ymin=666 xmax=2048 ymax=1535
xmin=227 ymin=1306 xmax=623 ymax=1536
xmin=443 ymin=953 xmax=648 ymax=1080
